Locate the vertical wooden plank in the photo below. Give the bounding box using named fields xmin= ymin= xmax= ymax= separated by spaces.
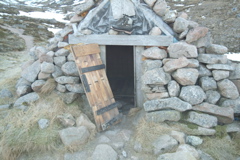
xmin=134 ymin=46 xmax=145 ymax=108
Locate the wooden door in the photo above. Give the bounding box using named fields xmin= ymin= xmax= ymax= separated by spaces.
xmin=70 ymin=43 xmax=122 ymax=131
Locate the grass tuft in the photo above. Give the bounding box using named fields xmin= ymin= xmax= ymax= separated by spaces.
xmin=40 ymin=78 xmax=57 ymax=94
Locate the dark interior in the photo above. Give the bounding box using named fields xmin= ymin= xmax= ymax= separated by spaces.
xmin=106 ymin=45 xmax=134 ymax=114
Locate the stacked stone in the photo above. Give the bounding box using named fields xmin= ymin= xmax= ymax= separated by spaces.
xmin=142 ymin=0 xmax=240 ymax=128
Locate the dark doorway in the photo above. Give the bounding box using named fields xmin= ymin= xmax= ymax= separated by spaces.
xmin=106 ymin=45 xmax=134 ymax=114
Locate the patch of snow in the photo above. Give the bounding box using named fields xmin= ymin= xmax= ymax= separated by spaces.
xmin=19 ymin=11 xmax=68 ymax=23
xmin=73 ymin=0 xmax=85 ymax=5
xmin=198 ymin=3 xmax=202 ymax=6
xmin=226 ymin=53 xmax=240 ymax=62
xmin=174 ymin=4 xmax=184 ymax=7
xmin=48 ymin=28 xmax=62 ymax=34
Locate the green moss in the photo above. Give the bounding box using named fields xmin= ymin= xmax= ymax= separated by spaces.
xmin=214 ymin=125 xmax=227 ymax=138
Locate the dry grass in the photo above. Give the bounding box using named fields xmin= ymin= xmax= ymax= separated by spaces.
xmin=128 ymin=107 xmax=142 ymax=117
xmin=40 ymin=78 xmax=57 ymax=94
xmin=198 ymin=136 xmax=240 ymax=160
xmin=0 ymin=92 xmax=82 ymax=160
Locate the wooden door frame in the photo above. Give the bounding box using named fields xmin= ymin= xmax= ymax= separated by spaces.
xmin=100 ymin=45 xmax=144 ymax=108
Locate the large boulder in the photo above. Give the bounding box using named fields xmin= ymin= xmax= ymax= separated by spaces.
xmin=144 ymin=97 xmax=192 ymax=112
xmin=59 ymin=126 xmax=90 ymax=147
xmin=62 ymin=62 xmax=79 ymax=76
xmin=163 ymin=57 xmax=189 ymax=72
xmin=142 ymin=47 xmax=167 ymax=60
xmin=168 ymin=42 xmax=198 ymax=58
xmin=172 ymin=68 xmax=199 ymax=86
xmin=91 ymin=144 xmax=118 ymax=160
xmin=217 ymin=79 xmax=239 ymax=99
xmin=179 ymin=85 xmax=206 ymax=105
xmin=193 ymin=102 xmax=234 ymax=124
xmin=142 ymin=68 xmax=171 ymax=85
xmin=21 ymin=60 xmax=41 ymax=82
xmin=146 ymin=110 xmax=181 ymax=122
xmin=14 ymin=92 xmax=39 ymax=107
xmin=206 ymin=44 xmax=228 ymax=55
xmin=197 ymin=54 xmax=228 ymax=64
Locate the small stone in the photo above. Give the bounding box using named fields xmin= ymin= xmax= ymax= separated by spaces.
xmin=31 ymin=80 xmax=46 ymax=93
xmin=186 ymin=59 xmax=199 ymax=68
xmin=54 ymin=56 xmax=67 ymax=67
xmin=206 ymin=44 xmax=228 ymax=55
xmin=170 ymin=131 xmax=186 ymax=144
xmin=221 ymin=97 xmax=240 ymax=114
xmin=142 ymin=47 xmax=167 ymax=60
xmin=61 ymin=62 xmax=79 ymax=76
xmin=56 ymin=84 xmax=66 ymax=93
xmin=205 ymin=90 xmax=221 ymax=104
xmin=142 ymin=68 xmax=171 ymax=85
xmin=179 ymin=28 xmax=189 ymax=39
xmin=229 ymin=63 xmax=240 ymax=80
xmin=57 ymin=113 xmax=75 ymax=127
xmin=212 ymin=70 xmax=230 ymax=81
xmin=146 ymin=110 xmax=181 ymax=122
xmin=198 ymin=64 xmax=212 ymax=77
xmin=0 ymin=89 xmax=13 ymax=98
xmin=144 ymin=0 xmax=157 ymax=8
xmin=66 ymin=84 xmax=84 ymax=93
xmin=163 ymin=10 xmax=177 ymax=23
xmin=55 ymin=76 xmax=80 ymax=84
xmin=38 ymin=72 xmax=51 ymax=80
xmin=199 ymin=76 xmax=217 ymax=91
xmin=168 ymin=42 xmax=198 ymax=58
xmin=206 ymin=64 xmax=235 ymax=71
xmin=59 ymin=126 xmax=90 ymax=147
xmin=122 ymin=150 xmax=127 ymax=158
xmin=152 ymin=134 xmax=178 ymax=155
xmin=178 ymin=12 xmax=188 ymax=19
xmin=168 ymin=80 xmax=180 ymax=97
xmin=192 ymin=32 xmax=212 ymax=48
xmin=186 ymin=136 xmax=203 ymax=146
xmin=70 ymin=14 xmax=83 ymax=23
xmin=163 ymin=57 xmax=189 ymax=72
xmin=134 ymin=142 xmax=142 ymax=152
xmin=21 ymin=60 xmax=41 ymax=82
xmin=172 ymin=68 xmax=199 ymax=86
xmin=179 ymin=85 xmax=206 ymax=105
xmin=143 ymin=60 xmax=162 ymax=72
xmin=46 ymin=51 xmax=55 ymax=57
xmin=67 ymin=53 xmax=75 ymax=61
xmin=217 ymin=79 xmax=239 ymax=99
xmin=16 ymin=85 xmax=32 ymax=97
xmin=58 ymin=42 xmax=69 ymax=48
xmin=197 ymin=54 xmax=228 ymax=64
xmin=186 ymin=111 xmax=218 ymax=128
xmin=81 ymin=29 xmax=92 ymax=35
xmin=38 ymin=119 xmax=49 ymax=129
xmin=76 ymin=113 xmax=96 ymax=133
xmin=91 ymin=144 xmax=118 ymax=160
xmin=64 ymin=151 xmax=88 ymax=160
xmin=14 ymin=92 xmax=40 ymax=107
xmin=55 ymin=48 xmax=69 ymax=57
xmin=226 ymin=122 xmax=240 ymax=133
xmin=59 ymin=92 xmax=79 ymax=104
xmin=186 ymin=27 xmax=209 ymax=43
xmin=153 ymin=0 xmax=168 ymax=17
xmin=144 ymin=97 xmax=192 ymax=112
xmin=108 ymin=29 xmax=118 ymax=35
xmin=177 ymin=144 xmax=200 ymax=159
xmin=41 ymin=62 xmax=55 ymax=74
xmin=52 ymin=66 xmax=63 ymax=78
xmin=59 ymin=26 xmax=73 ymax=38
xmin=149 ymin=26 xmax=162 ymax=35
xmin=173 ymin=17 xmax=189 ymax=33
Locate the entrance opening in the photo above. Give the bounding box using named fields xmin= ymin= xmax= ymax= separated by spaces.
xmin=106 ymin=45 xmax=134 ymax=114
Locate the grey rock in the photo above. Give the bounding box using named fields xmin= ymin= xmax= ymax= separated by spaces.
xmin=186 ymin=59 xmax=199 ymax=68
xmin=153 ymin=0 xmax=168 ymax=17
xmin=145 ymin=92 xmax=169 ymax=100
xmin=41 ymin=62 xmax=55 ymax=74
xmin=59 ymin=92 xmax=79 ymax=104
xmin=168 ymin=80 xmax=180 ymax=97
xmin=168 ymin=42 xmax=198 ymax=58
xmin=67 ymin=53 xmax=75 ymax=61
xmin=64 ymin=151 xmax=88 ymax=160
xmin=170 ymin=131 xmax=186 ymax=144
xmin=212 ymin=70 xmax=230 ymax=81
xmin=15 ymin=78 xmax=31 ymax=88
xmin=55 ymin=48 xmax=69 ymax=57
xmin=163 ymin=57 xmax=189 ymax=72
xmin=59 ymin=126 xmax=90 ymax=147
xmin=91 ymin=144 xmax=118 ymax=160
xmin=157 ymin=151 xmax=197 ymax=160
xmin=38 ymin=119 xmax=49 ymax=129
xmin=142 ymin=68 xmax=171 ymax=85
xmin=179 ymin=28 xmax=189 ymax=39
xmin=0 ymin=89 xmax=13 ymax=98
xmin=217 ymin=79 xmax=239 ymax=99
xmin=57 ymin=113 xmax=75 ymax=128
xmin=226 ymin=122 xmax=240 ymax=133
xmin=146 ymin=110 xmax=181 ymax=122
xmin=38 ymin=72 xmax=51 ymax=80
xmin=206 ymin=64 xmax=235 ymax=71
xmin=172 ymin=68 xmax=199 ymax=86
xmin=179 ymin=85 xmax=206 ymax=105
xmin=76 ymin=113 xmax=96 ymax=133
xmin=151 ymin=85 xmax=167 ymax=93
xmin=54 ymin=56 xmax=66 ymax=67
xmin=46 ymin=51 xmax=55 ymax=57
xmin=143 ymin=60 xmax=162 ymax=72
xmin=198 ymin=54 xmax=228 ymax=64
xmin=221 ymin=97 xmax=240 ymax=114
xmin=52 ymin=66 xmax=63 ymax=78
xmin=55 ymin=76 xmax=80 ymax=84
xmin=205 ymin=90 xmax=221 ymax=104
xmin=61 ymin=62 xmax=79 ymax=76
xmin=70 ymin=14 xmax=83 ymax=23
xmin=206 ymin=44 xmax=228 ymax=55
xmin=58 ymin=42 xmax=69 ymax=48
xmin=199 ymin=76 xmax=217 ymax=91
xmin=108 ymin=29 xmax=118 ymax=35
xmin=186 ymin=27 xmax=209 ymax=43
xmin=197 ymin=150 xmax=214 ymax=160
xmin=56 ymin=84 xmax=66 ymax=93
xmin=16 ymin=105 xmax=28 ymax=111
xmin=14 ymin=92 xmax=39 ymax=107
xmin=39 ymin=54 xmax=53 ymax=63
xmin=191 ymin=32 xmax=212 ymax=48
xmin=149 ymin=26 xmax=162 ymax=35
xmin=98 ymin=135 xmax=111 ymax=143
xmin=186 ymin=136 xmax=203 ymax=146
xmin=59 ymin=26 xmax=73 ymax=38
xmin=173 ymin=17 xmax=189 ymax=33
xmin=163 ymin=10 xmax=177 ymax=23
xmin=31 ymin=80 xmax=46 ymax=93
xmin=177 ymin=144 xmax=200 ymax=159
xmin=142 ymin=47 xmax=167 ymax=60
xmin=144 ymin=0 xmax=157 ymax=7
xmin=0 ymin=105 xmax=11 ymax=110
xmin=144 ymin=97 xmax=192 ymax=112
xmin=35 ymin=46 xmax=48 ymax=58
xmin=66 ymin=84 xmax=84 ymax=93
xmin=152 ymin=134 xmax=178 ymax=155
xmin=193 ymin=102 xmax=234 ymax=124
xmin=198 ymin=64 xmax=212 ymax=77
xmin=16 ymin=85 xmax=32 ymax=97
xmin=229 ymin=63 xmax=240 ymax=80
xmin=21 ymin=60 xmax=41 ymax=82
xmin=73 ymin=0 xmax=95 ymax=15
xmin=186 ymin=111 xmax=218 ymax=128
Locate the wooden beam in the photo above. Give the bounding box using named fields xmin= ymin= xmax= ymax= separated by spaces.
xmin=69 ymin=34 xmax=173 ymax=46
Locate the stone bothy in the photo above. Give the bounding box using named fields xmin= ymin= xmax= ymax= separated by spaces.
xmin=15 ymin=0 xmax=240 ymax=129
